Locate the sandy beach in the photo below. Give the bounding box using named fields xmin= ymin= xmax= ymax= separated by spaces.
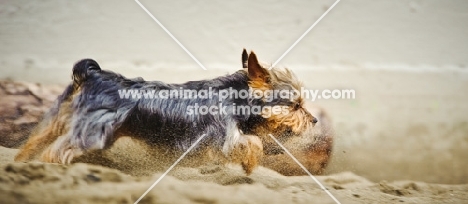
xmin=1 ymin=144 xmax=467 ymax=204
xmin=1 ymin=1 xmax=468 ymax=203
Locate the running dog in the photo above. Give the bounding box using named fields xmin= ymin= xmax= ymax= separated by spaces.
xmin=15 ymin=50 xmax=317 ymax=174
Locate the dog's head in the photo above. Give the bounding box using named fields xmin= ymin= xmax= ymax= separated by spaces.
xmin=242 ymin=49 xmax=317 ymax=136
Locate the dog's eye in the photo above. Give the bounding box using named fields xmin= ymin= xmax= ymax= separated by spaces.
xmin=294 ymin=102 xmax=300 ymax=110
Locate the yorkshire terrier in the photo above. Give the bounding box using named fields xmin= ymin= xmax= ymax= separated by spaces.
xmin=15 ymin=50 xmax=317 ymax=174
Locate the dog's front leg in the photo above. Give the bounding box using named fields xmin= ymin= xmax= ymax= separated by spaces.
xmin=223 ymin=123 xmax=263 ymax=174
xmin=230 ymin=135 xmax=263 ymax=175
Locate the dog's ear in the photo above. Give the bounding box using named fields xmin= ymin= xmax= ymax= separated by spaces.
xmin=242 ymin=48 xmax=248 ymax=68
xmin=248 ymin=51 xmax=269 ymax=82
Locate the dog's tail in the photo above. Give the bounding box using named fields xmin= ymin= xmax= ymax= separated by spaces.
xmin=72 ymin=59 xmax=101 ymax=86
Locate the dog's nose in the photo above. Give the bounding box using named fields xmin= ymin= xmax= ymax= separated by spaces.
xmin=312 ymin=117 xmax=318 ymax=124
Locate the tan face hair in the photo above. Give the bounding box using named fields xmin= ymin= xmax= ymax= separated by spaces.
xmin=245 ymin=51 xmax=315 ymax=135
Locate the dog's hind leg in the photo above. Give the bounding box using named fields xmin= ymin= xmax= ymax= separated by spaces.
xmin=15 ymin=99 xmax=73 ymax=162
xmin=39 ymin=105 xmax=135 ymax=164
xmin=14 ymin=124 xmax=59 ymax=162
xmin=40 ymin=132 xmax=83 ymax=164
xmin=38 ymin=114 xmax=125 ymax=164
xmin=16 ymin=59 xmax=103 ymax=163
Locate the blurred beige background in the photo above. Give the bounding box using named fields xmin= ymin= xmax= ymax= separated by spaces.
xmin=1 ymin=0 xmax=467 ymax=184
